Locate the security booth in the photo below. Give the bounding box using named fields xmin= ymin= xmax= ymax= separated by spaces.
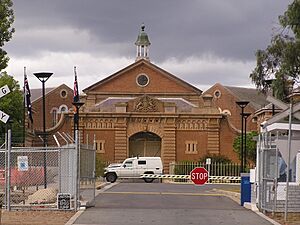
xmin=256 ymin=122 xmax=300 ymax=213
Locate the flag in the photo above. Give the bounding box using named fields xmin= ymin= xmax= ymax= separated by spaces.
xmin=24 ymin=73 xmax=33 ymax=123
xmin=73 ymin=66 xmax=79 ymax=103
xmin=73 ymin=66 xmax=79 ymax=123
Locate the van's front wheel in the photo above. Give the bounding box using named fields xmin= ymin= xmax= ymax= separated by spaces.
xmin=143 ymin=178 xmax=154 ymax=183
xmin=106 ymin=173 xmax=117 ymax=183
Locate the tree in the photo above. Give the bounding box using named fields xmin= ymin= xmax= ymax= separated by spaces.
xmin=250 ymin=0 xmax=300 ymax=101
xmin=0 ymin=72 xmax=23 ymax=145
xmin=279 ymin=0 xmax=300 ymax=39
xmin=233 ymin=131 xmax=258 ymax=163
xmin=0 ymin=0 xmax=15 ymax=72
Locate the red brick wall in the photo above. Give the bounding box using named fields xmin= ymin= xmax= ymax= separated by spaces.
xmin=176 ymin=130 xmax=208 ymax=162
xmin=90 ymin=63 xmax=199 ymax=95
xmin=31 ymin=85 xmax=73 ymax=132
xmin=83 ymin=129 xmax=116 ymax=162
xmin=205 ymin=83 xmax=257 ymax=132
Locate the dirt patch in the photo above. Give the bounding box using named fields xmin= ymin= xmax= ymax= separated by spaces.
xmin=0 ymin=210 xmax=75 ymax=225
xmin=266 ymin=212 xmax=300 ymax=225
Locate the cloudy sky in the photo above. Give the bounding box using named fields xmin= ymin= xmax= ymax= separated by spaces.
xmin=4 ymin=0 xmax=292 ymax=92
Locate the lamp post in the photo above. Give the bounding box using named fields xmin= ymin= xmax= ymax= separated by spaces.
xmin=242 ymin=112 xmax=251 ymax=170
xmin=72 ymin=102 xmax=84 ymax=140
xmin=236 ymin=101 xmax=249 ymax=173
xmin=34 ymin=72 xmax=53 ymax=189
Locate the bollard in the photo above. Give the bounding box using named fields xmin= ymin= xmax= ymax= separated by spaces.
xmin=240 ymin=173 xmax=251 ymax=206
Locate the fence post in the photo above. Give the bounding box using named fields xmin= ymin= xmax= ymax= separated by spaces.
xmin=6 ymin=129 xmax=11 ymax=211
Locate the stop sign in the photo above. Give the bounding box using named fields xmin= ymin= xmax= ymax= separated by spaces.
xmin=190 ymin=167 xmax=209 ymax=185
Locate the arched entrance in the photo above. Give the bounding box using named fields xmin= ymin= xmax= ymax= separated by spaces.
xmin=129 ymin=132 xmax=161 ymax=157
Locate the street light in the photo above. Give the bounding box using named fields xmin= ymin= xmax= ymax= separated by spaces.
xmin=242 ymin=112 xmax=251 ymax=170
xmin=34 ymin=71 xmax=53 ymax=189
xmin=72 ymin=101 xmax=84 ymax=140
xmin=236 ymin=101 xmax=249 ymax=173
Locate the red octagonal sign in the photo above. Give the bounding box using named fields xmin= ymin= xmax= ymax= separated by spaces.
xmin=190 ymin=167 xmax=209 ymax=185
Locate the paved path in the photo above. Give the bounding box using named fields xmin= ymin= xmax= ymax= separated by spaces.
xmin=71 ymin=183 xmax=275 ymax=225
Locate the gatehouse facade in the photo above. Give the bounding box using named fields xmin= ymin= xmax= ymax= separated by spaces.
xmin=25 ymin=25 xmax=268 ymax=171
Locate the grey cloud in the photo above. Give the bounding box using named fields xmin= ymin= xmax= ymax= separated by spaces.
xmin=8 ymin=0 xmax=291 ymax=61
xmin=4 ymin=0 xmax=294 ymax=91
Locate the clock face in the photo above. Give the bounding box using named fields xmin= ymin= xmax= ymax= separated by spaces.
xmin=136 ymin=74 xmax=149 ymax=87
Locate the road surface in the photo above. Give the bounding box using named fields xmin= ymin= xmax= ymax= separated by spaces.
xmin=73 ymin=182 xmax=273 ymax=225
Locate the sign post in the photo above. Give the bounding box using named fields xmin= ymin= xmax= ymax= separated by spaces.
xmin=0 ymin=85 xmax=10 ymax=99
xmin=190 ymin=167 xmax=209 ymax=185
xmin=0 ymin=85 xmax=11 ymax=124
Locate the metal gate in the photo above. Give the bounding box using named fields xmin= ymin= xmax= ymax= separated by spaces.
xmin=257 ymin=132 xmax=280 ymax=213
xmin=0 ymin=130 xmax=96 ymax=211
xmin=79 ymin=144 xmax=96 ymax=208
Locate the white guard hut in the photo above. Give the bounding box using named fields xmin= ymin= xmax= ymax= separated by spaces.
xmin=256 ymin=93 xmax=300 ymax=213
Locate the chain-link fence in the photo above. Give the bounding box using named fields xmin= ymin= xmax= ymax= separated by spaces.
xmin=79 ymin=144 xmax=96 ymax=208
xmin=257 ymin=132 xmax=300 ymax=214
xmin=1 ymin=130 xmax=96 ymax=211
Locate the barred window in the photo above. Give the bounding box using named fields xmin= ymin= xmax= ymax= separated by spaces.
xmin=185 ymin=141 xmax=198 ymax=154
xmin=96 ymin=140 xmax=105 ymax=153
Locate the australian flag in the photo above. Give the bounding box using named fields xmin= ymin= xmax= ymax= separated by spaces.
xmin=24 ymin=75 xmax=33 ymax=123
xmin=73 ymin=71 xmax=79 ymax=103
xmin=73 ymin=67 xmax=79 ymax=123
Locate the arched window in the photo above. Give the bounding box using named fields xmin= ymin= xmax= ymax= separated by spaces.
xmin=51 ymin=108 xmax=58 ymax=126
xmin=58 ymin=105 xmax=68 ymax=114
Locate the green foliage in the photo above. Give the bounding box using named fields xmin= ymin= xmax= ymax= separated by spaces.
xmin=0 ymin=72 xmax=24 ymax=145
xmin=279 ymin=0 xmax=300 ymax=39
xmin=250 ymin=0 xmax=300 ymax=101
xmin=233 ymin=131 xmax=258 ymax=163
xmin=199 ymin=154 xmax=232 ymax=163
xmin=174 ymin=160 xmax=195 ymax=175
xmin=95 ymin=155 xmax=106 ymax=177
xmin=0 ymin=0 xmax=15 ymax=71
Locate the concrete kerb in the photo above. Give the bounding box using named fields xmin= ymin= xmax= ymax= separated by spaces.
xmin=212 ymin=188 xmax=240 ymax=204
xmin=65 ymin=182 xmax=117 ymax=225
xmin=213 ymin=189 xmax=282 ymax=225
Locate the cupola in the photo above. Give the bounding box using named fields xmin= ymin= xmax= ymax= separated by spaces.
xmin=135 ymin=23 xmax=151 ymax=61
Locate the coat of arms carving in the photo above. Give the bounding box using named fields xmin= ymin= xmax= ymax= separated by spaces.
xmin=134 ymin=95 xmax=158 ymax=112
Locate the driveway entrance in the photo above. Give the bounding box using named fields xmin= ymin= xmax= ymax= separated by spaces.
xmin=72 ymin=183 xmax=274 ymax=225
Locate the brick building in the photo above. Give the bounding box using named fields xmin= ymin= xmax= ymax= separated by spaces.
xmin=26 ymin=84 xmax=73 ymax=146
xmin=25 ymin=25 xmax=270 ymax=171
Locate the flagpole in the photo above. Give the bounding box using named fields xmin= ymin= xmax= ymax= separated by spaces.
xmin=72 ymin=66 xmax=84 ymax=140
xmin=23 ymin=67 xmax=26 ymax=147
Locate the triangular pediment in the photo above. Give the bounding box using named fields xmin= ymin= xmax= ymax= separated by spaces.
xmin=83 ymin=59 xmax=202 ymax=96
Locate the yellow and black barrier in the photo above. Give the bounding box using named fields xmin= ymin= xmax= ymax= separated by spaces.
xmin=140 ymin=174 xmax=241 ymax=183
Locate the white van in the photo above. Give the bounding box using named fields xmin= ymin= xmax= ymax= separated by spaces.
xmin=104 ymin=157 xmax=163 ymax=183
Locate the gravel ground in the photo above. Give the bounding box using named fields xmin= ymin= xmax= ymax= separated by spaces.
xmin=0 ymin=210 xmax=75 ymax=225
